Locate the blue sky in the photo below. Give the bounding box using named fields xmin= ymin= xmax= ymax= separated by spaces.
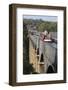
xmin=23 ymin=15 xmax=57 ymax=22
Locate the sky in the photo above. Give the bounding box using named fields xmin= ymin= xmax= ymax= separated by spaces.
xmin=23 ymin=15 xmax=57 ymax=22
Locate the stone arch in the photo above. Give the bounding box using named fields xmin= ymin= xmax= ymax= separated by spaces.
xmin=40 ymin=53 xmax=44 ymax=62
xmin=47 ymin=65 xmax=54 ymax=73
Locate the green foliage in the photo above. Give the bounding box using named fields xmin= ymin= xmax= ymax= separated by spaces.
xmin=23 ymin=43 xmax=34 ymax=74
xmin=23 ymin=23 xmax=35 ymax=74
xmin=23 ymin=19 xmax=57 ymax=32
xmin=23 ymin=19 xmax=34 ymax=25
xmin=23 ymin=62 xmax=34 ymax=74
xmin=36 ymin=21 xmax=57 ymax=32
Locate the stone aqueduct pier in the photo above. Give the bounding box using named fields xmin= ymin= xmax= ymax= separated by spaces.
xmin=29 ymin=30 xmax=57 ymax=73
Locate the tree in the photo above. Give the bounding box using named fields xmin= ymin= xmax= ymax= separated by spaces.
xmin=36 ymin=21 xmax=57 ymax=32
